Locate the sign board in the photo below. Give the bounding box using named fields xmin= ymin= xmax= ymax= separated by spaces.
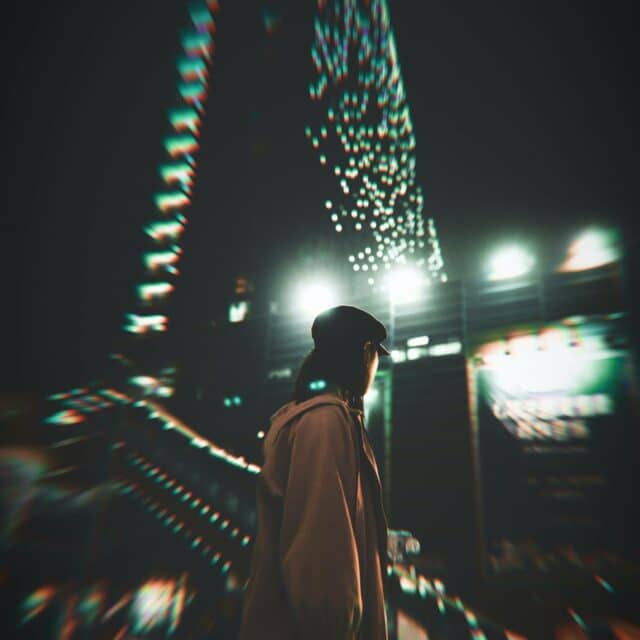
xmin=469 ymin=317 xmax=639 ymax=579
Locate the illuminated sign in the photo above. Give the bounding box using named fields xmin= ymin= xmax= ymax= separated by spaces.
xmin=470 ymin=317 xmax=638 ymax=578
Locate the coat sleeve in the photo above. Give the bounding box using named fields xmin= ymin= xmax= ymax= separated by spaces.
xmin=279 ymin=405 xmax=363 ymax=640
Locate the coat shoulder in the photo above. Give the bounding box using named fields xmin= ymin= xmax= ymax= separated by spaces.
xmin=287 ymin=401 xmax=355 ymax=443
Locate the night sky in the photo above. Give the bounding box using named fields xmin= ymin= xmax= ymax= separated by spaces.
xmin=2 ymin=0 xmax=635 ymax=394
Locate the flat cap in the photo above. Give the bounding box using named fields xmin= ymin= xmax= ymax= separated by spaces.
xmin=311 ymin=305 xmax=390 ymax=356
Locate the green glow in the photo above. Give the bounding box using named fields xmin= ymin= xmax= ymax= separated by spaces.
xmin=159 ymin=162 xmax=194 ymax=185
xmin=137 ymin=282 xmax=174 ymax=302
xmin=144 ymin=219 xmax=185 ymax=242
xmin=123 ymin=313 xmax=168 ymax=334
xmin=595 ymin=575 xmax=615 ymax=593
xmin=568 ymin=608 xmax=587 ymax=630
xmin=164 ymin=134 xmax=199 ymax=157
xmin=177 ymin=56 xmax=208 ymax=80
xmin=228 ymin=300 xmax=249 ymax=323
xmin=464 ymin=610 xmax=479 ymax=627
xmin=308 ymin=379 xmax=327 ymax=391
xmin=223 ymin=395 xmax=242 ymax=407
xmin=143 ymin=250 xmax=180 ymax=271
xmin=168 ymin=108 xmax=201 ymax=133
xmin=180 ymin=30 xmax=212 ymax=55
xmin=154 ymin=191 xmax=190 ymax=213
xmin=178 ymin=80 xmax=207 ymax=102
xmin=188 ymin=2 xmax=215 ymax=30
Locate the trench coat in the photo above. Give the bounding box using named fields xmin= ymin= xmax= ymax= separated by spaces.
xmin=238 ymin=393 xmax=390 ymax=640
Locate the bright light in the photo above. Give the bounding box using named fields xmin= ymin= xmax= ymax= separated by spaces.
xmin=308 ymin=379 xmax=327 ymax=391
xmin=487 ymin=246 xmax=534 ymax=281
xmin=267 ymin=367 xmax=292 ymax=380
xmin=364 ymin=386 xmax=380 ymax=415
xmin=560 ymin=229 xmax=619 ymax=272
xmin=485 ymin=344 xmax=602 ymax=394
xmin=364 ymin=386 xmax=379 ymax=403
xmin=407 ymin=347 xmax=429 ymax=360
xmin=407 ymin=335 xmax=430 ymax=348
xmin=228 ymin=301 xmax=250 ymax=323
xmin=384 ymin=267 xmax=427 ymax=304
xmin=293 ymin=280 xmax=339 ymax=318
xmin=130 ymin=579 xmax=176 ymax=635
xmin=429 ymin=341 xmax=462 ymax=357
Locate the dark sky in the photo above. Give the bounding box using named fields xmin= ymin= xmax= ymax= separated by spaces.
xmin=2 ymin=0 xmax=635 ymax=394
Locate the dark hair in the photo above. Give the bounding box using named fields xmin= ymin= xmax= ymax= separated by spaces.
xmin=293 ymin=344 xmax=367 ymax=408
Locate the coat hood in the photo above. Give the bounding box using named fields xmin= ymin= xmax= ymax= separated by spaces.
xmin=265 ymin=393 xmax=363 ymax=452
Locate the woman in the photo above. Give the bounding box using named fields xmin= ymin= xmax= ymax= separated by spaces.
xmin=239 ymin=305 xmax=391 ymax=640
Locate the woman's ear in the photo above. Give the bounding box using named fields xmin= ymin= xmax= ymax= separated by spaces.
xmin=363 ymin=340 xmax=375 ymax=362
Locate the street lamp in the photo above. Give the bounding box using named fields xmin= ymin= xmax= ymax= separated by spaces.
xmin=487 ymin=246 xmax=534 ymax=281
xmin=560 ymin=228 xmax=619 ymax=272
xmin=293 ymin=279 xmax=339 ymax=318
xmin=383 ymin=266 xmax=427 ymax=304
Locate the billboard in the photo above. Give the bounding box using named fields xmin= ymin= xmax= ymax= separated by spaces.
xmin=469 ymin=316 xmax=639 ymax=579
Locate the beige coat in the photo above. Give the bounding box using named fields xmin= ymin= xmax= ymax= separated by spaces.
xmin=239 ymin=393 xmax=389 ymax=640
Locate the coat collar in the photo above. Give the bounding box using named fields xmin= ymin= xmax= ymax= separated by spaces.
xmin=269 ymin=393 xmax=359 ymax=430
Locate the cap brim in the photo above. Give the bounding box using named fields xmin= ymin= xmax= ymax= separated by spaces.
xmin=377 ymin=343 xmax=391 ymax=356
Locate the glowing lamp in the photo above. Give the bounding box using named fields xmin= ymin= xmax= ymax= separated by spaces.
xmin=487 ymin=246 xmax=534 ymax=281
xmin=561 ymin=229 xmax=619 ymax=272
xmin=293 ymin=280 xmax=339 ymax=318
xmin=177 ymin=57 xmax=208 ymax=81
xmin=384 ymin=267 xmax=427 ymax=304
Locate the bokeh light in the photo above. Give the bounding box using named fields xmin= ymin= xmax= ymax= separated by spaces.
xmin=487 ymin=245 xmax=534 ymax=281
xmin=305 ymin=0 xmax=446 ymax=284
xmin=292 ymin=279 xmax=340 ymax=318
xmin=560 ymin=228 xmax=620 ymax=272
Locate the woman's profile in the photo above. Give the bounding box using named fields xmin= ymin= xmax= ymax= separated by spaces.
xmin=239 ymin=305 xmax=390 ymax=640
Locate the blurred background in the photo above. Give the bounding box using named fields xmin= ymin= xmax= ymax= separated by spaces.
xmin=1 ymin=0 xmax=638 ymax=638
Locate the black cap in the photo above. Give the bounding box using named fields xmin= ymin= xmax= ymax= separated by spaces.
xmin=311 ymin=305 xmax=391 ymax=356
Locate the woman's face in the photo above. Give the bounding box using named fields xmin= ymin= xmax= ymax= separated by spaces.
xmin=363 ymin=341 xmax=379 ymax=396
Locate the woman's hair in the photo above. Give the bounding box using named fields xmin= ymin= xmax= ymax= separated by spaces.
xmin=293 ymin=343 xmax=367 ymax=407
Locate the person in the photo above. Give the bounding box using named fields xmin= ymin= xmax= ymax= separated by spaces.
xmin=239 ymin=305 xmax=391 ymax=640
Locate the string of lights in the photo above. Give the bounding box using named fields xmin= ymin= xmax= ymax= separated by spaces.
xmin=43 ymin=385 xmax=262 ymax=478
xmin=136 ymin=399 xmax=261 ymax=474
xmin=305 ymin=0 xmax=446 ymax=284
xmin=116 ymin=480 xmax=235 ymax=576
xmin=44 ymin=387 xmax=131 ymax=425
xmin=391 ymin=564 xmax=524 ymax=640
xmin=123 ymin=0 xmax=220 ymax=337
xmin=124 ymin=449 xmax=253 ymax=549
